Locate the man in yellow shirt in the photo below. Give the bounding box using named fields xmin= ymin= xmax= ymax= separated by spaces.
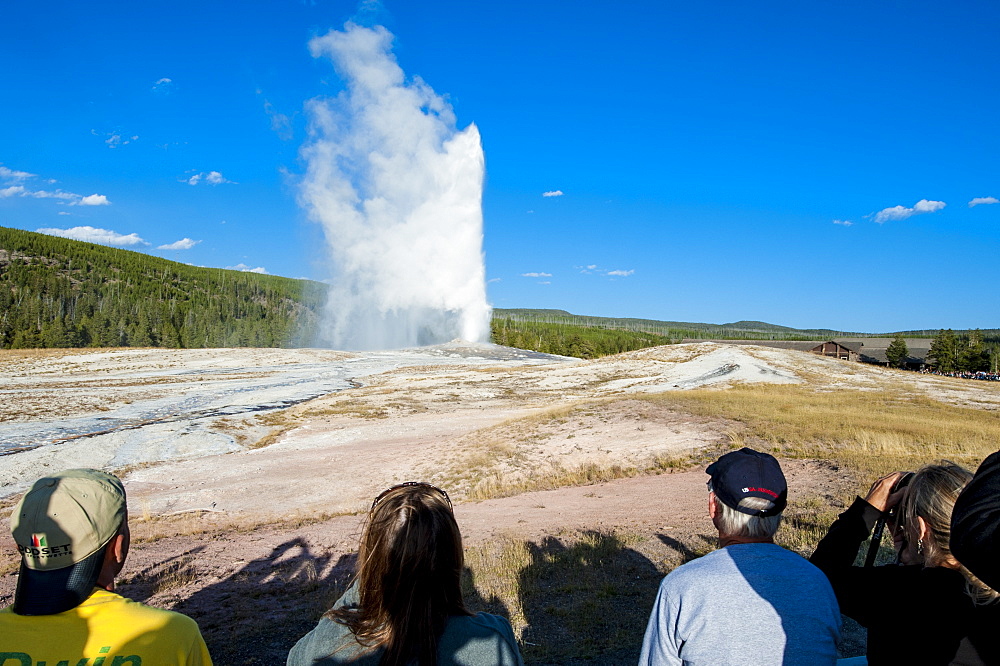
xmin=0 ymin=469 xmax=213 ymax=665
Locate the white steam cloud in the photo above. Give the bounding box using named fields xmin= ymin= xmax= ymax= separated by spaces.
xmin=300 ymin=23 xmax=491 ymax=350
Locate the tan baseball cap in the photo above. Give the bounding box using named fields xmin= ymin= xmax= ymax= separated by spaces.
xmin=10 ymin=469 xmax=126 ymax=615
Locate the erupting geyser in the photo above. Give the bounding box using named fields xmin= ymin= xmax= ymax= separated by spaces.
xmin=300 ymin=23 xmax=491 ymax=350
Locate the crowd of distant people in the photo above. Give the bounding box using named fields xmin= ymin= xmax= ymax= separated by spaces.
xmin=3 ymin=446 xmax=1000 ymax=665
xmin=921 ymin=369 xmax=1000 ymax=381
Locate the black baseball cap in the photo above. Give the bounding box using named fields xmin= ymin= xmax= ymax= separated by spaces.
xmin=707 ymin=448 xmax=787 ymax=517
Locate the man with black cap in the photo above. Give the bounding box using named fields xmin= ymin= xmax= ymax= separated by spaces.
xmin=0 ymin=469 xmax=212 ymax=664
xmin=639 ymin=448 xmax=841 ymax=665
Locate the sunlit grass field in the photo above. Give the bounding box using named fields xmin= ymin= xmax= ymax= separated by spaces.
xmin=645 ymin=383 xmax=1000 ymax=476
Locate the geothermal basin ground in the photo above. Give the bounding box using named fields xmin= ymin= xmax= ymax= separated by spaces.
xmin=3 ymin=342 xmax=1000 ymax=663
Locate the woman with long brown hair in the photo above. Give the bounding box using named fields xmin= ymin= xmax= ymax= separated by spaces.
xmin=287 ymin=482 xmax=523 ymax=666
xmin=810 ymin=462 xmax=1000 ymax=664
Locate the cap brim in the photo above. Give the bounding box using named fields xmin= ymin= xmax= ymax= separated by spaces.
xmin=13 ymin=548 xmax=104 ymax=615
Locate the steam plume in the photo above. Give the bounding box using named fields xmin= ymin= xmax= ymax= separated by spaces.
xmin=300 ymin=23 xmax=491 ymax=350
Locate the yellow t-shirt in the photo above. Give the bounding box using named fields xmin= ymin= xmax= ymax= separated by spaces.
xmin=0 ymin=588 xmax=212 ymax=665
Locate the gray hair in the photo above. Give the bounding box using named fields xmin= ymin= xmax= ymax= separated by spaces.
xmin=714 ymin=494 xmax=783 ymax=539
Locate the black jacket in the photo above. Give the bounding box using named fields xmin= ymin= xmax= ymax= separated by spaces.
xmin=810 ymin=498 xmax=1000 ymax=665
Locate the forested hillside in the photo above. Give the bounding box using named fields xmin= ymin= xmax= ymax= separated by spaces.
xmin=0 ymin=226 xmax=324 ymax=349
xmin=492 ymin=308 xmax=861 ymax=340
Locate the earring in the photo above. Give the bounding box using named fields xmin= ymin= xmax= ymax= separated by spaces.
xmin=916 ymin=538 xmax=924 ymax=556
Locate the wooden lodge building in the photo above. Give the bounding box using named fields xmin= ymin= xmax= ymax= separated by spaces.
xmin=688 ymin=338 xmax=933 ymax=370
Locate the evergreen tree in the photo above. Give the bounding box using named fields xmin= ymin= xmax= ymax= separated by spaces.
xmin=885 ymin=334 xmax=908 ymax=369
xmin=928 ymin=329 xmax=959 ymax=372
xmin=961 ymin=330 xmax=989 ymax=372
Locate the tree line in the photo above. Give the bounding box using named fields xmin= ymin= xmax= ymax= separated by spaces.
xmin=490 ymin=317 xmax=674 ymax=358
xmin=885 ymin=330 xmax=998 ymax=372
xmin=927 ymin=329 xmax=997 ymax=373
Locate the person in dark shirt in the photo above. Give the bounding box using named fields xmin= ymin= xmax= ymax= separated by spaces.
xmin=811 ymin=462 xmax=1000 ymax=665
xmin=951 ymin=450 xmax=1000 ymax=592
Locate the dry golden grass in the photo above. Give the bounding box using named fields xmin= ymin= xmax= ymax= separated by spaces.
xmin=460 ymin=454 xmax=696 ymax=501
xmin=642 ymin=384 xmax=1000 ymax=478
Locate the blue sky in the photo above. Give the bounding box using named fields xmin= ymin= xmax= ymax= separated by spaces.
xmin=2 ymin=1 xmax=998 ymax=333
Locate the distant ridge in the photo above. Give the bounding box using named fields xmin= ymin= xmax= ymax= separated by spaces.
xmin=494 ymin=308 xmax=875 ymax=341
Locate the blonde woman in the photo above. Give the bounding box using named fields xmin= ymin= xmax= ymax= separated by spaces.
xmin=810 ymin=463 xmax=999 ymax=665
xmin=287 ymin=482 xmax=523 ymax=666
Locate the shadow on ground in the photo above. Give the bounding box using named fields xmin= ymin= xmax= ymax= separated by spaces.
xmin=117 ymin=528 xmax=860 ymax=664
xmin=120 ymin=537 xmax=355 ymax=664
xmin=514 ymin=532 xmax=666 ymax=665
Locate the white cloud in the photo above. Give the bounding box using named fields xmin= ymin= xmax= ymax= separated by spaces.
xmin=969 ymin=197 xmax=999 ymax=207
xmin=92 ymin=129 xmax=138 ymax=148
xmin=832 ymin=219 xmax=853 ymax=226
xmin=152 ymin=77 xmax=174 ymax=94
xmin=874 ymin=199 xmax=946 ymax=224
xmin=487 ymin=277 xmax=502 ymax=283
xmin=36 ymin=226 xmax=148 ymax=247
xmin=0 ymin=166 xmax=112 ymax=206
xmin=542 ymin=190 xmax=564 ymax=197
xmin=185 ymin=170 xmax=234 ymax=186
xmin=577 ymin=264 xmax=633 ymax=278
xmin=28 ymin=189 xmax=80 ymax=201
xmin=7 ymin=188 xmax=112 ymax=205
xmin=521 ymin=272 xmax=552 ymax=278
xmin=913 ymin=199 xmax=946 ymax=214
xmin=263 ymin=99 xmax=293 ymax=140
xmin=226 ymin=263 xmax=269 ymax=274
xmin=0 ymin=166 xmax=35 ymax=181
xmin=157 ymin=238 xmax=201 ymax=250
xmin=78 ymin=194 xmax=110 ymax=206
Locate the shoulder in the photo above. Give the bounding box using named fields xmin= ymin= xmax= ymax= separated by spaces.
xmin=662 ymin=547 xmax=733 ymax=583
xmin=287 ymin=617 xmax=371 ymax=666
xmin=87 ymin=590 xmax=203 ymax=633
xmin=445 ymin=612 xmax=515 ymax=638
xmin=734 ymin=542 xmax=827 ymax=571
xmin=439 ymin=613 xmax=522 ymax=664
xmin=918 ymin=565 xmax=976 ymax=604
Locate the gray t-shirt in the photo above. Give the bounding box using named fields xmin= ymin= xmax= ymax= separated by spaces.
xmin=639 ymin=542 xmax=840 ymax=666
